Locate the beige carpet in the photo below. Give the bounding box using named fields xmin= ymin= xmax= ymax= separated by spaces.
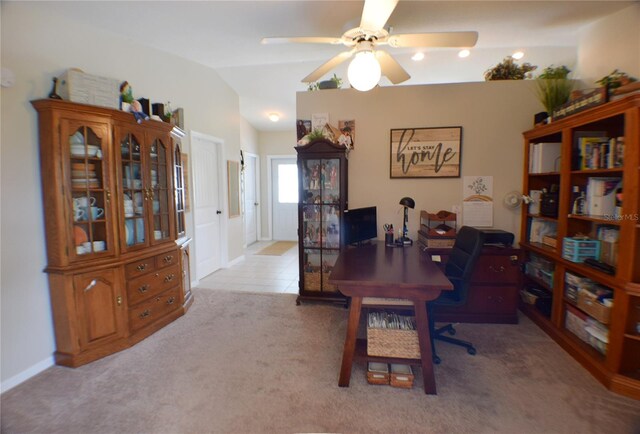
xmin=254 ymin=241 xmax=297 ymax=256
xmin=2 ymin=288 xmax=639 ymax=433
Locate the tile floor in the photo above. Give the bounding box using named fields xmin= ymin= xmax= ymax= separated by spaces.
xmin=196 ymin=241 xmax=299 ymax=294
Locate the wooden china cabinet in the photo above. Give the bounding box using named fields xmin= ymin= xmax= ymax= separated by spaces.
xmin=296 ymin=138 xmax=348 ymax=305
xmin=32 ymin=99 xmax=192 ymax=367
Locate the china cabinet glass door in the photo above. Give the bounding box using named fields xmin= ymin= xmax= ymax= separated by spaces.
xmin=148 ymin=136 xmax=172 ymax=244
xmin=174 ymin=145 xmax=186 ymax=238
xmin=65 ymin=120 xmax=113 ymax=259
xmin=119 ymin=130 xmax=147 ymax=249
xmin=301 ymin=157 xmax=341 ymax=292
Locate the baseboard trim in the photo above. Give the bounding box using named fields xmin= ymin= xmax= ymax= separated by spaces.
xmin=227 ymin=255 xmax=245 ymax=267
xmin=1 ymin=356 xmax=55 ymax=394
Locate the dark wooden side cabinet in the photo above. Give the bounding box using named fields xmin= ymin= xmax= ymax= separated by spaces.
xmin=426 ymin=246 xmax=521 ymax=324
xmin=296 ymin=139 xmax=348 ymax=305
xmin=32 ymin=99 xmax=192 ymax=367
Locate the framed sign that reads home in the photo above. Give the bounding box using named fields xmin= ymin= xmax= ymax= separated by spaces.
xmin=390 ymin=126 xmax=462 ymax=178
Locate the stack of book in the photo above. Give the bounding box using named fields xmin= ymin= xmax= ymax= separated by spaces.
xmin=575 ymin=132 xmax=624 ymax=170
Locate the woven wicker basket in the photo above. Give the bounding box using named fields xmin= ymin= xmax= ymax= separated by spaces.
xmin=304 ymin=272 xmax=321 ymax=291
xmin=323 ymin=272 xmax=337 ymax=291
xmin=367 ymin=328 xmax=420 ymax=359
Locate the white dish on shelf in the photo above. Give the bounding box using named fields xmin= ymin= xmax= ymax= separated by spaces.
xmin=69 ymin=131 xmax=84 ymax=146
xmin=70 ymin=144 xmax=100 ymax=157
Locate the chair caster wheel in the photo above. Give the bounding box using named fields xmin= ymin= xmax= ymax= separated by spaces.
xmin=467 ymin=347 xmax=477 ymax=355
xmin=433 ymin=355 xmax=441 ymax=365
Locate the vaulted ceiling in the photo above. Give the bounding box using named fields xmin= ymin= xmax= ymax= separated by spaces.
xmin=35 ymin=1 xmax=633 ymax=131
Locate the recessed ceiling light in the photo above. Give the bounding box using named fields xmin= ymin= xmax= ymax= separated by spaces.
xmin=268 ymin=113 xmax=280 ymax=122
xmin=512 ymin=51 xmax=524 ymax=60
xmin=458 ymin=49 xmax=470 ymax=58
xmin=411 ymin=52 xmax=425 ymax=61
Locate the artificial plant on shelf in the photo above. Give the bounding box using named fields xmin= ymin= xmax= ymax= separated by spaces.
xmin=596 ymin=69 xmax=637 ymax=92
xmin=484 ymin=57 xmax=537 ymax=80
xmin=534 ymin=65 xmax=574 ymax=116
xmin=308 ymin=73 xmax=343 ymax=91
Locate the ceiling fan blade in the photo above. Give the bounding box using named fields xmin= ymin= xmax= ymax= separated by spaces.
xmin=387 ymin=31 xmax=479 ymax=48
xmin=261 ymin=36 xmax=343 ymax=45
xmin=302 ymin=51 xmax=354 ymax=83
xmin=376 ymin=51 xmax=410 ymax=84
xmin=360 ymin=0 xmax=399 ymax=30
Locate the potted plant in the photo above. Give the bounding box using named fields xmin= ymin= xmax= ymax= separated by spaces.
xmin=596 ymin=69 xmax=637 ymax=92
xmin=534 ymin=65 xmax=574 ymax=117
xmin=317 ymin=74 xmax=343 ymax=90
xmin=484 ymin=57 xmax=537 ymax=81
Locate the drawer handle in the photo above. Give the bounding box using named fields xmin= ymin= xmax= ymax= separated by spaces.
xmin=167 ymin=296 xmax=176 ymax=305
xmin=163 ymin=255 xmax=174 ymax=263
xmin=136 ymin=263 xmax=148 ymax=272
xmin=489 ymin=265 xmax=505 ymax=273
xmin=164 ymin=274 xmax=175 ymax=283
xmin=139 ymin=309 xmax=151 ymax=319
xmin=138 ymin=284 xmax=149 ymax=293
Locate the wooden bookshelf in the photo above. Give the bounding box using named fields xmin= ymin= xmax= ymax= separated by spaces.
xmin=519 ymin=93 xmax=640 ymax=400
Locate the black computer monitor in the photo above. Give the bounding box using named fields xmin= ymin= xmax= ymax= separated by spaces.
xmin=343 ymin=206 xmax=377 ymax=246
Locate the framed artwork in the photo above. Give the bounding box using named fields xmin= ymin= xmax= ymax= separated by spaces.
xmin=390 ymin=126 xmax=462 ymax=178
xmin=296 ymin=119 xmax=311 ymax=140
xmin=227 ymin=160 xmax=240 ymax=218
xmin=338 ymin=120 xmax=355 ymax=149
xmin=311 ymin=113 xmax=329 ymax=131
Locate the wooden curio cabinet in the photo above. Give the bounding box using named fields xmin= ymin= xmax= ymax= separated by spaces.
xmin=32 ymin=99 xmax=192 ymax=367
xmin=296 ymin=139 xmax=348 ymax=305
xmin=519 ymin=93 xmax=640 ymax=399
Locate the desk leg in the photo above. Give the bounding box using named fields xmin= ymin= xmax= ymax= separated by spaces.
xmin=414 ymin=300 xmax=437 ymax=395
xmin=338 ymin=296 xmax=362 ymax=387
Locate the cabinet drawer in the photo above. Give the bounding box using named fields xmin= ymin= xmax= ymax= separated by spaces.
xmin=156 ymin=251 xmax=178 ymax=269
xmin=476 ymin=285 xmax=518 ymax=314
xmin=128 ymin=286 xmax=180 ymax=332
xmin=125 ymin=257 xmax=156 ymax=279
xmin=471 ymin=255 xmax=519 ymax=284
xmin=126 ymin=264 xmax=180 ymax=306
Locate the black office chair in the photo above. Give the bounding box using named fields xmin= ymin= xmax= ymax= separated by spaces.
xmin=428 ymin=226 xmax=485 ymax=364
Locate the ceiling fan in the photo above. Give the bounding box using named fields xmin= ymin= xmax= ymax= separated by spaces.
xmin=261 ymin=0 xmax=478 ymax=91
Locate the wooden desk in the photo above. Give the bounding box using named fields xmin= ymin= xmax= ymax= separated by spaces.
xmin=329 ymin=242 xmax=453 ymax=394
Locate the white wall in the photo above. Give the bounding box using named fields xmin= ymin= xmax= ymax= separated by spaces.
xmin=297 ymin=81 xmax=541 ymax=241
xmin=0 ymin=2 xmax=243 ymax=389
xmin=576 ymin=3 xmax=640 ymax=85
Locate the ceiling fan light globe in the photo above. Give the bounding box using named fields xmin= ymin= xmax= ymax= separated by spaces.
xmin=348 ymin=51 xmax=381 ymax=91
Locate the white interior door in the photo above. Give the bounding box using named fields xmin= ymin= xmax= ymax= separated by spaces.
xmin=244 ymin=154 xmax=258 ymax=246
xmin=191 ymin=132 xmax=224 ymax=280
xmin=271 ymin=158 xmax=298 ymax=241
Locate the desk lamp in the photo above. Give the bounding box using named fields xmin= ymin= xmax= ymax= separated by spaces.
xmin=399 ymin=197 xmax=415 ymax=245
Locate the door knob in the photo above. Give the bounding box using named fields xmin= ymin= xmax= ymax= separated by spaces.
xmin=216 ymin=210 xmax=222 ymax=214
